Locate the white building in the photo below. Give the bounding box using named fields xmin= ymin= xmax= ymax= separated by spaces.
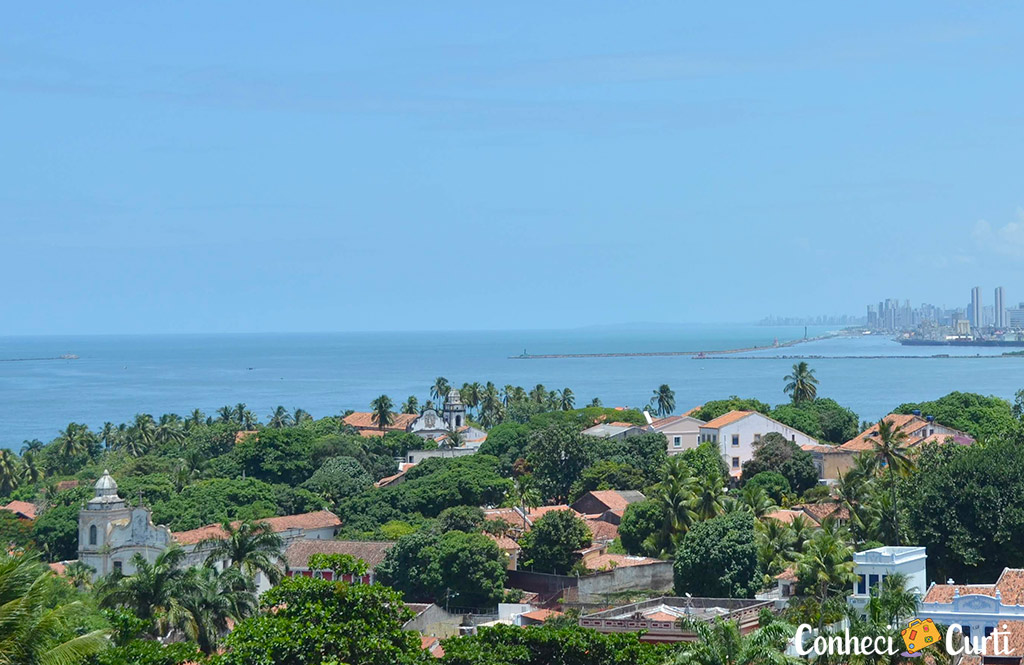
xmin=849 ymin=546 xmax=928 ymax=616
xmin=646 ymin=414 xmax=705 ymax=454
xmin=78 ymin=471 xmax=174 ymax=580
xmin=697 ymin=411 xmax=818 ymax=478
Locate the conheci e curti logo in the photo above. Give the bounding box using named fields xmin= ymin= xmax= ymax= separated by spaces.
xmin=794 ymin=619 xmax=1014 ymax=658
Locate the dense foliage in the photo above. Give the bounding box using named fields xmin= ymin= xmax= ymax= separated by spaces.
xmin=674 ymin=511 xmax=759 ymax=598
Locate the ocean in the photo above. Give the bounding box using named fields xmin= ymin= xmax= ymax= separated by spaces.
xmin=1 ymin=325 xmax=1021 ymax=449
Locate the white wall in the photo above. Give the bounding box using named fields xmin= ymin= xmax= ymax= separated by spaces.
xmin=701 ymin=414 xmax=818 ymax=476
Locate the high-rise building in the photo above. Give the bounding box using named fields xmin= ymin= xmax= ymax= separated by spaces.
xmin=970 ymin=286 xmax=982 ymax=330
xmin=995 ymin=286 xmax=1006 ymax=328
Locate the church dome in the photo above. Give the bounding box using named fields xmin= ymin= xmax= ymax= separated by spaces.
xmin=88 ymin=470 xmax=124 ymax=506
xmin=445 ymin=389 xmax=463 ymax=405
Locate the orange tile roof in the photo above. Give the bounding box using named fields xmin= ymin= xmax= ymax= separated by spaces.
xmin=48 ymin=561 xmax=67 ymax=576
xmin=923 ymin=568 xmax=1024 ymax=605
xmin=701 ymin=410 xmax=756 ymax=429
xmin=775 ymin=567 xmax=798 ymax=583
xmin=681 ymin=404 xmax=703 ymax=417
xmin=173 ymin=510 xmax=341 ymax=545
xmin=234 ymin=430 xmax=258 ymax=444
xmin=586 ymin=519 xmax=620 ymax=543
xmin=765 ymin=509 xmax=810 ymax=525
xmin=343 ymin=412 xmax=418 ymax=431
xmin=486 ymin=533 xmax=521 ymax=552
xmin=646 ymin=611 xmax=679 ymax=622
xmin=285 ymin=540 xmax=393 ymax=570
xmin=794 ymin=503 xmax=850 ymax=523
xmin=521 ymin=609 xmax=562 ymax=622
xmin=527 ymin=505 xmax=578 ymax=520
xmin=584 ymin=553 xmax=661 ymax=571
xmin=420 ymin=636 xmax=445 ymax=658
xmin=840 ymin=414 xmax=928 ymax=452
xmin=2 ymin=500 xmax=38 ymax=520
xmin=584 ymin=490 xmax=640 ymax=514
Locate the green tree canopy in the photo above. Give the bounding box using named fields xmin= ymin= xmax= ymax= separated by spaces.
xmin=519 ymin=510 xmax=592 ymax=575
xmin=739 ymin=433 xmax=818 ymax=495
xmin=692 ymin=397 xmax=771 ymax=423
xmin=674 ymin=511 xmax=759 ymax=599
xmin=894 ymin=391 xmax=1018 ymax=441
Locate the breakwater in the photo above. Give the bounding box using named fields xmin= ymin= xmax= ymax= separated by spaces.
xmin=508 ymin=334 xmax=837 ymax=359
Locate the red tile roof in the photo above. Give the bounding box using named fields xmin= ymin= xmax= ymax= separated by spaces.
xmin=764 ymin=509 xmax=810 ymax=525
xmin=794 ymin=503 xmax=850 ymax=523
xmin=583 ymin=490 xmax=642 ymax=514
xmin=527 ymin=505 xmax=578 ymax=520
xmin=486 ymin=533 xmax=521 ymax=552
xmin=48 ymin=562 xmax=67 ymax=576
xmin=2 ymin=500 xmax=38 ymax=520
xmin=521 ymin=609 xmax=562 ymax=622
xmin=285 ymin=540 xmax=393 ymax=570
xmin=586 ymin=519 xmax=620 ymax=543
xmin=234 ymin=430 xmax=258 ymax=444
xmin=173 ymin=511 xmax=340 ymax=545
xmin=840 ymin=414 xmax=928 ymax=452
xmin=922 ymin=568 xmax=1024 ymax=604
xmin=701 ymin=410 xmax=756 ymax=429
xmin=775 ymin=567 xmax=798 ymax=583
xmin=343 ymin=412 xmax=418 ymax=431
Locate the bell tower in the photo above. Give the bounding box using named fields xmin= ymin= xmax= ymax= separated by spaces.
xmin=443 ymin=389 xmax=466 ymax=429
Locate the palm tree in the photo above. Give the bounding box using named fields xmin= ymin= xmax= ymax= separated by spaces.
xmin=186 ymin=409 xmax=206 ymax=429
xmin=400 ymin=396 xmax=419 ymax=415
xmin=370 ymin=394 xmax=395 ymax=432
xmin=54 ymin=423 xmax=93 ymax=471
xmin=529 ymin=384 xmax=547 ymax=405
xmin=267 ymin=406 xmax=294 ymax=429
xmin=668 ymin=616 xmax=798 ymax=665
xmin=783 ymin=362 xmax=819 ymax=403
xmin=788 ymin=515 xmax=814 ymax=554
xmin=156 ymin=414 xmax=186 ymax=446
xmin=797 ymin=528 xmax=857 ymax=629
xmin=650 ymin=384 xmax=676 ymax=417
xmin=501 ymin=385 xmax=517 ymax=406
xmin=292 ymin=408 xmax=313 ymax=425
xmin=441 ymin=426 xmax=464 ymax=456
xmin=645 ymin=458 xmax=698 ymax=555
xmin=176 ymin=566 xmax=257 ymax=655
xmin=738 ymin=485 xmax=777 ymax=519
xmin=199 ymin=519 xmax=285 ymax=585
xmin=216 ymin=405 xmax=234 ymax=424
xmin=865 ymin=418 xmax=913 ymax=545
xmin=0 ymin=555 xmax=108 ymax=664
xmin=755 ymin=518 xmax=796 ymax=582
xmin=692 ymin=472 xmax=725 ymax=521
xmin=558 ymin=388 xmax=575 ymax=411
xmin=99 ymin=422 xmax=118 ymax=450
xmin=0 ymin=450 xmax=20 ymax=495
xmin=589 ymin=397 xmax=602 ymax=407
xmin=19 ymin=439 xmax=44 ymax=455
xmin=20 ymin=452 xmax=43 ymax=485
xmin=462 ymin=382 xmax=483 ymax=416
xmin=99 ymin=546 xmax=190 ymax=629
xmin=509 ymin=475 xmax=542 ymax=532
xmin=430 ymin=377 xmax=450 ymax=404
xmin=130 ymin=413 xmax=157 ymax=451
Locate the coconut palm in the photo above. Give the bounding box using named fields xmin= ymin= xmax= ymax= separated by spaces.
xmin=19 ymin=439 xmax=44 ymax=456
xmin=216 ymin=405 xmax=235 ymax=424
xmin=558 ymin=388 xmax=575 ymax=411
xmin=0 ymin=555 xmax=109 ymax=664
xmin=692 ymin=472 xmax=725 ymax=521
xmin=440 ymin=426 xmax=464 ymax=456
xmin=797 ymin=527 xmax=857 ymax=629
xmin=738 ymin=485 xmax=777 ymax=519
xmin=186 ymin=409 xmax=206 ymax=429
xmin=99 ymin=546 xmax=190 ymax=628
xmin=479 ymin=382 xmax=504 ymax=428
xmin=462 ymin=382 xmax=483 ymax=416
xmin=267 ymin=406 xmax=293 ymax=429
xmin=400 ymin=396 xmax=419 ymax=415
xmin=20 ymin=452 xmax=43 ymax=485
xmin=155 ymin=414 xmax=186 ymax=446
xmin=293 ymin=408 xmax=313 ymax=425
xmin=501 ymin=385 xmax=517 ymax=406
xmin=509 ymin=475 xmax=542 ymax=532
xmin=54 ymin=423 xmax=93 ymax=471
xmin=589 ymin=397 xmax=602 ymax=407
xmin=370 ymin=394 xmax=395 ymax=432
xmin=0 ymin=450 xmax=20 ymax=495
xmin=755 ymin=518 xmax=796 ymax=581
xmin=788 ymin=515 xmax=815 ymax=554
xmin=430 ymin=377 xmax=450 ymax=404
xmin=865 ymin=418 xmax=913 ymax=546
xmin=528 ymin=384 xmax=547 ymax=405
xmin=176 ymin=566 xmax=257 ymax=655
xmin=99 ymin=422 xmax=118 ymax=450
xmin=650 ymin=384 xmax=676 ymax=417
xmin=783 ymin=362 xmax=819 ymax=403
xmin=668 ymin=616 xmax=798 ymax=665
xmin=199 ymin=519 xmax=284 ymax=585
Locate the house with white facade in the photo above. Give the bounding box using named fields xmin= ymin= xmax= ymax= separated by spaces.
xmin=646 ymin=414 xmax=705 ymax=454
xmin=849 ymin=546 xmax=928 ymax=616
xmin=697 ymin=411 xmax=818 ymax=478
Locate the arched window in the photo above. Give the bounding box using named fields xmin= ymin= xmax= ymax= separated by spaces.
xmin=89 ymin=524 xmax=97 ymax=546
xmin=456 ymin=415 xmax=462 ymax=427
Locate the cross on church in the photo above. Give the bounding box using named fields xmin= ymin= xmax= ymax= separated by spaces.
xmin=136 ymin=489 xmax=144 ymax=506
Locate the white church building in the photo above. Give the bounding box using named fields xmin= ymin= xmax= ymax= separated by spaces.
xmin=78 ymin=470 xmax=341 ymax=590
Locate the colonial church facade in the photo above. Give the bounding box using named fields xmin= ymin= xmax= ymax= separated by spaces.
xmin=78 ymin=471 xmax=173 ymax=580
xmin=409 ymin=389 xmax=486 ymax=441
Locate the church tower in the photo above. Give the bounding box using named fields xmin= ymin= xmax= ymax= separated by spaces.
xmin=77 ymin=470 xmax=173 ymax=581
xmin=443 ymin=388 xmax=466 ymax=429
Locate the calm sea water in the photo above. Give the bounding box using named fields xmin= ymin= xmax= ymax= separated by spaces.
xmin=1 ymin=325 xmax=1021 ymax=449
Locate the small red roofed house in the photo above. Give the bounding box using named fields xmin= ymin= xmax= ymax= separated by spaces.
xmin=343 ymin=411 xmax=419 ymax=436
xmin=2 ymin=500 xmax=38 ymax=520
xmin=571 ymin=490 xmax=646 ymax=525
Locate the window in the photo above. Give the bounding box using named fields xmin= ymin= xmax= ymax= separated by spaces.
xmin=113 ymin=561 xmax=122 ymax=574
xmin=731 ymin=434 xmax=740 ymax=447
xmin=984 ymin=626 xmax=994 ymax=638
xmin=673 ymin=436 xmax=681 ymax=448
xmin=963 ymin=626 xmax=972 ymax=639
xmin=732 ymin=457 xmax=740 ymax=468
xmin=857 ymin=575 xmax=866 ymax=595
xmin=868 ymin=574 xmax=878 ymax=591
xmin=456 ymin=415 xmax=462 ymax=427
xmin=791 ymin=434 xmax=796 ymax=442
xmin=89 ymin=525 xmax=97 ymax=546
xmin=754 ymin=433 xmax=761 ymax=443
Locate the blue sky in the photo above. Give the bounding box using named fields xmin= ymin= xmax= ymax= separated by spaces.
xmin=3 ymin=3 xmax=1024 ymax=334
